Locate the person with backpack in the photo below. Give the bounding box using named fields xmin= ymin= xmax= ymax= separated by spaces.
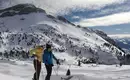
xmin=43 ymin=44 xmax=60 ymax=80
xmin=30 ymin=45 xmax=44 ymax=80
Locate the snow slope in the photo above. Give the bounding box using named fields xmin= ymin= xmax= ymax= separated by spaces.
xmin=0 ymin=73 xmax=24 ymax=80
xmin=0 ymin=4 xmax=125 ymax=64
xmin=0 ymin=59 xmax=130 ymax=80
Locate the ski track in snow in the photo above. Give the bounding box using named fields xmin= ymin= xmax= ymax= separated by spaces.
xmin=0 ymin=60 xmax=130 ymax=80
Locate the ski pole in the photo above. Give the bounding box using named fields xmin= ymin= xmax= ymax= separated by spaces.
xmin=54 ymin=64 xmax=60 ymax=76
xmin=36 ymin=59 xmax=38 ymax=80
xmin=53 ymin=66 xmax=57 ymax=76
xmin=56 ymin=64 xmax=60 ymax=76
xmin=53 ymin=65 xmax=58 ymax=76
xmin=41 ymin=63 xmax=45 ymax=80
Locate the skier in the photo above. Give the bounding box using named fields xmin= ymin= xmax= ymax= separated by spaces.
xmin=43 ymin=43 xmax=60 ymax=80
xmin=30 ymin=45 xmax=44 ymax=80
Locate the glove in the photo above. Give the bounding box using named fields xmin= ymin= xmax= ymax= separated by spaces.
xmin=56 ymin=59 xmax=60 ymax=65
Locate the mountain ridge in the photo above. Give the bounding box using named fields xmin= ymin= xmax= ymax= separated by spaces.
xmin=0 ymin=4 xmax=125 ymax=64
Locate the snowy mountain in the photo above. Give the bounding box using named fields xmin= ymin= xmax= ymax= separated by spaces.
xmin=111 ymin=36 xmax=130 ymax=53
xmin=109 ymin=35 xmax=130 ymax=64
xmin=93 ymin=30 xmax=125 ymax=53
xmin=0 ymin=4 xmax=125 ymax=64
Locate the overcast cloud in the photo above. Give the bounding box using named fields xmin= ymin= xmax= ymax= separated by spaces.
xmin=75 ymin=12 xmax=130 ymax=27
xmin=0 ymin=0 xmax=125 ymax=15
xmin=0 ymin=0 xmax=129 ymax=27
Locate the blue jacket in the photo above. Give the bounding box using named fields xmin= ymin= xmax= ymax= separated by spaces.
xmin=43 ymin=49 xmax=57 ymax=65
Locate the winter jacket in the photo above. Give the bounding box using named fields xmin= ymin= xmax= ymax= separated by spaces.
xmin=43 ymin=49 xmax=57 ymax=65
xmin=30 ymin=46 xmax=44 ymax=62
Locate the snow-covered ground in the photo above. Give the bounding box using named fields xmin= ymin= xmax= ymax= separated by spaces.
xmin=0 ymin=59 xmax=130 ymax=80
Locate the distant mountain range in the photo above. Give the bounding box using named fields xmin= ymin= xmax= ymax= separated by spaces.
xmin=111 ymin=36 xmax=130 ymax=54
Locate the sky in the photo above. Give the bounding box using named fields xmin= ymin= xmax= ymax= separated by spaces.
xmin=0 ymin=0 xmax=130 ymax=36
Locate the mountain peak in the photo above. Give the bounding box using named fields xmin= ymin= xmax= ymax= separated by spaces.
xmin=0 ymin=4 xmax=46 ymax=17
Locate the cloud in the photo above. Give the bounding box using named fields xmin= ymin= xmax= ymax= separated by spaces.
xmin=116 ymin=29 xmax=121 ymax=31
xmin=72 ymin=16 xmax=80 ymax=19
xmin=108 ymin=34 xmax=130 ymax=38
xmin=1 ymin=0 xmax=129 ymax=27
xmin=0 ymin=0 xmax=125 ymax=15
xmin=75 ymin=12 xmax=130 ymax=27
xmin=124 ymin=32 xmax=129 ymax=34
xmin=90 ymin=1 xmax=130 ymax=17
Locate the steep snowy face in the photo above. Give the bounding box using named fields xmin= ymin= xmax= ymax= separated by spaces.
xmin=93 ymin=29 xmax=125 ymax=53
xmin=0 ymin=4 xmax=124 ymax=64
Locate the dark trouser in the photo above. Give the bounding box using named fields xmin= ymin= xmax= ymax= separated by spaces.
xmin=33 ymin=59 xmax=41 ymax=80
xmin=45 ymin=64 xmax=52 ymax=80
